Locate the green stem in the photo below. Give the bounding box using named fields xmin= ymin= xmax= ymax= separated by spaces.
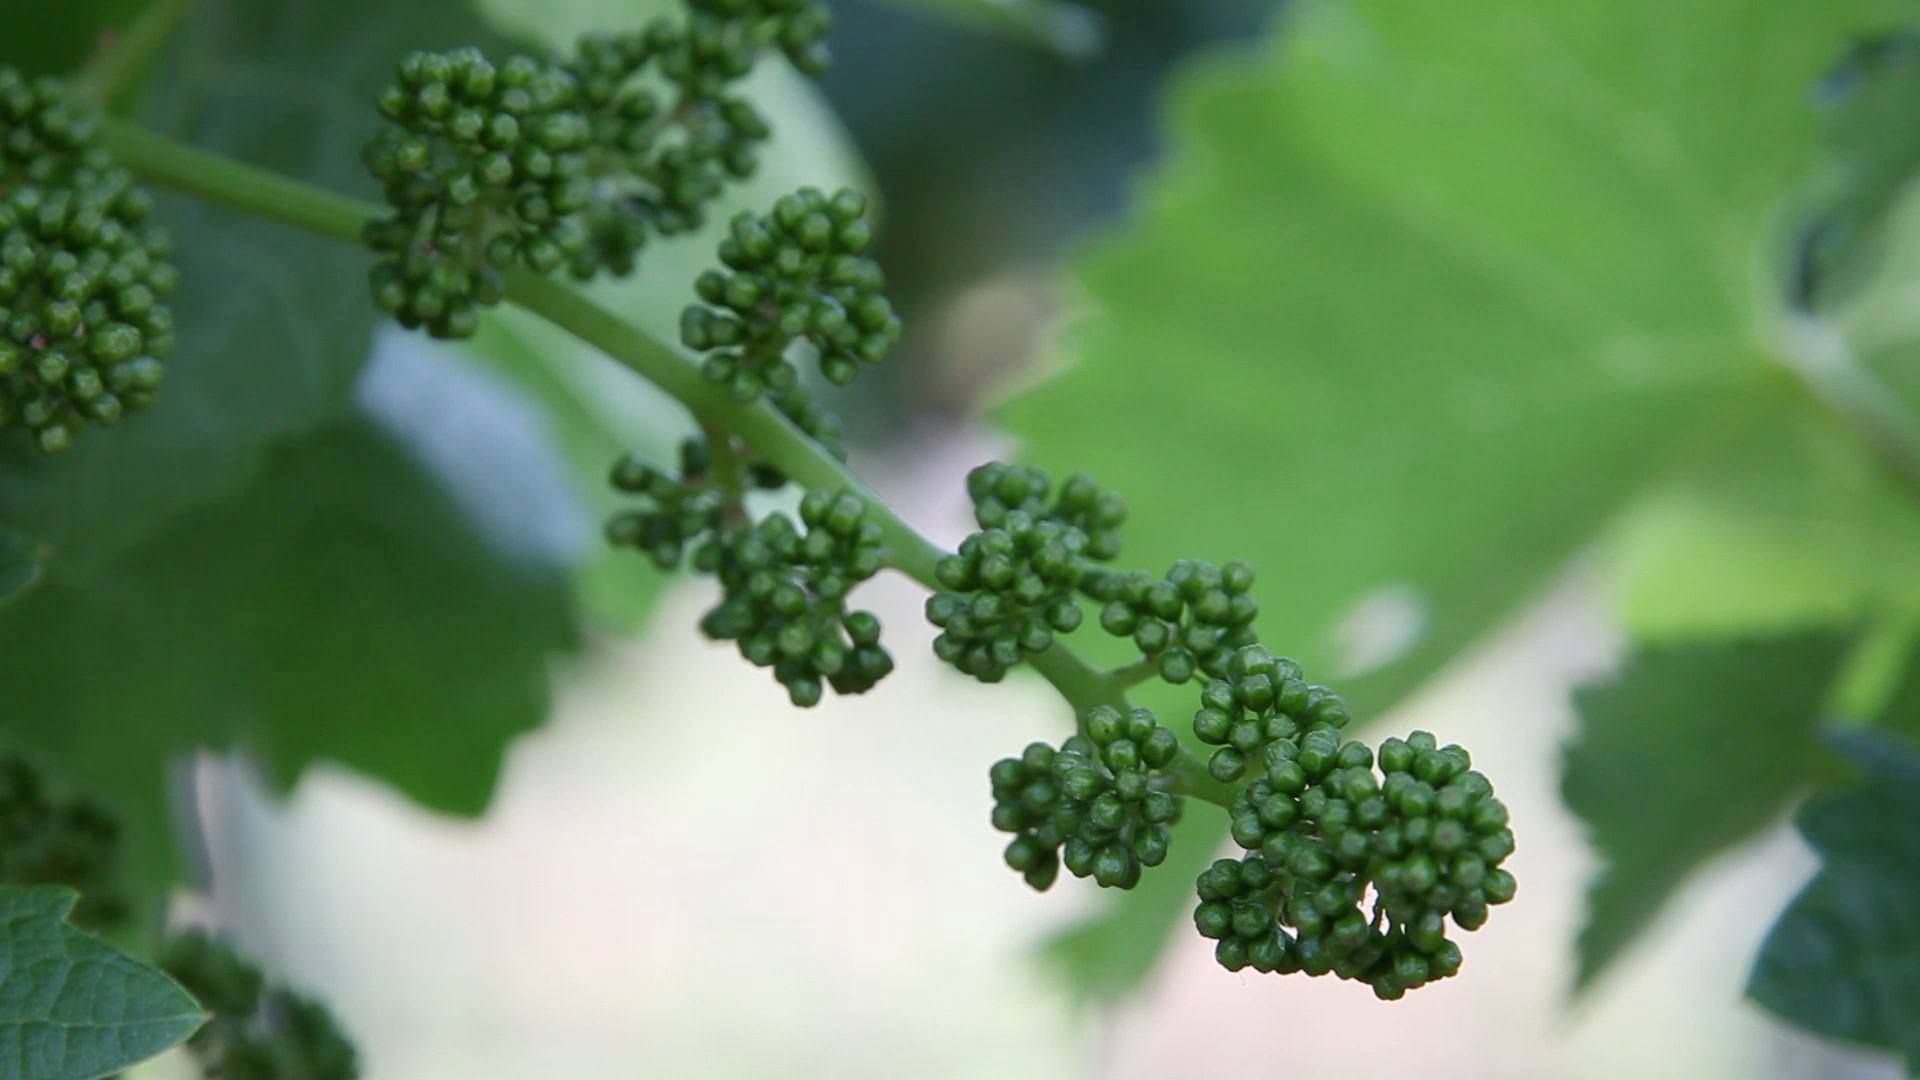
xmin=698 ymin=421 xmax=747 ymax=495
xmin=1108 ymin=656 xmax=1160 ymax=690
xmin=98 ymin=117 xmax=376 ymax=245
xmin=98 ymin=113 xmax=1242 ymax=809
xmin=1027 ymin=645 xmax=1235 ymax=805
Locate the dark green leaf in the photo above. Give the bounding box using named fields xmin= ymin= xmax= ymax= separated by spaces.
xmin=0 ymin=527 xmax=44 ymax=609
xmin=0 ymin=885 xmax=204 ymax=1080
xmin=1800 ymin=30 xmax=1920 ymax=307
xmin=1748 ymin=737 xmax=1920 ymax=1073
xmin=1004 ymin=0 xmax=1909 ymax=999
xmin=0 ymin=0 xmax=148 ymax=78
xmin=1564 ymin=630 xmax=1857 ymax=990
xmin=0 ymin=409 xmax=580 ymax=896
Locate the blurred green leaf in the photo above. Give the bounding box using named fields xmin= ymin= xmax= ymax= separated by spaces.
xmin=0 ymin=0 xmax=148 ymax=78
xmin=1612 ymin=40 xmax=1920 ymax=643
xmin=0 ymin=414 xmax=579 ymax=896
xmin=0 ymin=526 xmax=44 ymax=609
xmin=0 ymin=885 xmax=205 ymax=1080
xmin=1039 ymin=809 xmax=1217 ymax=1003
xmin=1747 ymin=735 xmax=1920 ymax=1074
xmin=1872 ymin=639 xmax=1920 ymax=743
xmin=1003 ymin=0 xmax=1908 ymax=996
xmin=1564 ymin=630 xmax=1856 ymax=990
xmin=1612 ymin=404 xmax=1920 ymax=639
xmin=1800 ymin=30 xmax=1920 ymax=307
xmin=0 ymin=0 xmax=502 ymax=581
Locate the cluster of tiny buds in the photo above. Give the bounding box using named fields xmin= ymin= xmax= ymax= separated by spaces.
xmin=0 ymin=66 xmax=177 ymax=453
xmin=365 ymin=47 xmax=591 ymax=338
xmin=364 ymin=0 xmax=837 ymax=340
xmin=926 ymin=462 xmax=1126 ymax=682
xmin=681 ymin=186 xmax=899 ymax=401
xmin=1086 ymin=558 xmax=1259 ymax=684
xmin=699 ymin=488 xmax=891 ymax=705
xmin=1192 ymin=642 xmax=1352 ymax=782
xmin=991 ymin=704 xmax=1184 ymax=891
xmin=162 ymin=931 xmax=359 ymax=1080
xmin=1196 ymin=724 xmax=1515 ymax=998
xmin=605 ymin=438 xmax=893 ymax=706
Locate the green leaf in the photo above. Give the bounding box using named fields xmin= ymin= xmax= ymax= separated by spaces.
xmin=0 ymin=527 xmax=44 ymax=609
xmin=1611 ymin=45 xmax=1920 ymax=644
xmin=0 ymin=0 xmax=505 ymax=581
xmin=1563 ymin=630 xmax=1857 ymax=990
xmin=1002 ymin=0 xmax=1909 ymax=997
xmin=0 ymin=0 xmax=149 ymax=78
xmin=1611 ymin=404 xmax=1920 ymax=639
xmin=0 ymin=409 xmax=580 ymax=897
xmin=0 ymin=886 xmax=204 ymax=1080
xmin=1800 ymin=30 xmax=1920 ymax=307
xmin=1748 ymin=736 xmax=1920 ymax=1073
xmin=1872 ymin=638 xmax=1920 ymax=744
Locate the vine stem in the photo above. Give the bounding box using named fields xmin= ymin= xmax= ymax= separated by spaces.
xmin=97 ymin=114 xmax=1237 ymax=807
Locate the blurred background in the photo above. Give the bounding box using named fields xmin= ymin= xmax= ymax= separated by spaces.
xmin=3 ymin=0 xmax=1918 ymax=1077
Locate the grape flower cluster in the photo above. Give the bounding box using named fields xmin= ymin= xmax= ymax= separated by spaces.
xmin=953 ymin=460 xmax=1516 ymax=997
xmin=1197 ymin=720 xmax=1516 ymax=999
xmin=926 ymin=462 xmax=1126 ymax=682
xmin=0 ymin=66 xmax=177 ymax=453
xmin=363 ymin=0 xmax=835 ymax=339
xmin=681 ymin=186 xmax=900 ymax=401
xmin=162 ymin=930 xmax=359 ymax=1080
xmin=606 ymin=446 xmax=892 ymax=706
xmin=990 ymin=705 xmax=1183 ymax=891
xmin=1087 ymin=558 xmax=1260 ymax=684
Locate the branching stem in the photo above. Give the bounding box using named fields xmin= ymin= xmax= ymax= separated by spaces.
xmin=1107 ymin=656 xmax=1161 ymax=690
xmin=98 ymin=114 xmax=1237 ymax=807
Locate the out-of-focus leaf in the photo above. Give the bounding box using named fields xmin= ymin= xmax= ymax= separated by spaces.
xmin=1003 ymin=0 xmax=1908 ymax=998
xmin=0 ymin=0 xmax=503 ymax=581
xmin=1800 ymin=31 xmax=1920 ymax=307
xmin=1612 ymin=402 xmax=1920 ymax=639
xmin=0 ymin=527 xmax=44 ymax=609
xmin=0 ymin=415 xmax=579 ymax=897
xmin=0 ymin=886 xmax=205 ymax=1080
xmin=1872 ymin=639 xmax=1920 ymax=744
xmin=0 ymin=0 xmax=148 ymax=78
xmin=1748 ymin=735 xmax=1920 ymax=1074
xmin=1614 ymin=60 xmax=1920 ymax=643
xmin=1038 ymin=807 xmax=1216 ymax=1003
xmin=1563 ymin=630 xmax=1856 ymax=990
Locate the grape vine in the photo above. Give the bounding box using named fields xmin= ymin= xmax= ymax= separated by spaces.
xmin=0 ymin=0 xmax=1517 ymax=1027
